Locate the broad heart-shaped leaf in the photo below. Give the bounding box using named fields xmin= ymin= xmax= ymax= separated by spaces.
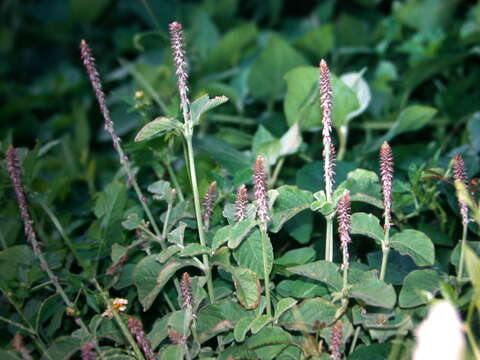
xmin=233 ymin=229 xmax=273 ymax=280
xmin=133 ymin=256 xmax=200 ymax=311
xmin=94 ymin=181 xmax=127 ymax=228
xmin=284 ymin=66 xmax=359 ymax=131
xmin=349 ymin=279 xmax=396 ymax=309
xmin=231 ymin=267 xmax=261 ymax=309
xmin=274 ymin=298 xmax=298 ymax=322
xmin=211 ymin=219 xmax=256 ymax=250
xmin=234 ymin=317 xmax=254 ymax=343
xmin=190 ymin=94 xmax=229 ymax=125
xmin=134 ymin=117 xmax=183 ymax=142
xmin=336 ymin=169 xmax=383 ymax=209
xmin=249 ymin=34 xmax=307 ymax=101
xmin=196 ymin=300 xmax=251 ymax=343
xmin=275 ymin=247 xmax=316 ymax=267
xmin=350 ymin=213 xmax=384 ymax=245
xmin=389 ymin=229 xmax=435 ymax=266
xmin=269 ymin=185 xmax=313 ymax=233
xmin=179 ymin=243 xmax=211 ymax=257
xmin=288 ymin=261 xmax=342 ymax=291
xmin=278 ymin=297 xmax=338 ymax=332
xmin=277 ymin=279 xmax=329 ymax=299
xmin=399 ymin=269 xmax=441 ymax=308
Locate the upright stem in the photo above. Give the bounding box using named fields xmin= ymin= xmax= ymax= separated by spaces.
xmin=457 ymin=223 xmax=468 ymax=280
xmin=185 ymin=136 xmax=215 ymax=303
xmin=325 ymin=216 xmax=333 ymax=262
xmin=261 ymin=229 xmax=272 ymax=316
xmin=380 ymin=228 xmax=390 ymax=281
xmin=337 ymin=125 xmax=348 ymax=161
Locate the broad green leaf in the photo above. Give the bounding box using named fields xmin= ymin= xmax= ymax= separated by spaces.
xmin=275 ymin=247 xmax=316 ymax=267
xmin=399 ymin=269 xmax=441 ymax=308
xmin=284 ymin=66 xmax=359 ymax=130
xmin=367 ymin=250 xmax=417 ymax=286
xmin=288 ymin=261 xmax=342 ymax=291
xmin=350 ymin=213 xmax=384 ymax=244
xmin=179 ymin=243 xmax=211 ymax=257
xmin=41 ymin=336 xmax=81 ymax=360
xmin=277 ymin=279 xmax=329 ymax=299
xmin=270 ymin=185 xmax=313 ymax=233
xmin=350 ymin=279 xmax=396 ymax=309
xmin=336 ymin=169 xmax=383 ymax=208
xmin=234 ymin=317 xmax=254 ymax=343
xmin=158 ymin=344 xmax=185 ymax=360
xmin=133 ymin=256 xmax=199 ymax=311
xmin=121 ymin=213 xmax=141 ymax=230
xmin=250 ymin=315 xmax=273 ymax=334
xmin=341 ymin=70 xmax=371 ymax=121
xmin=234 ymin=229 xmax=273 ymax=280
xmin=212 ymin=219 xmax=256 ymax=250
xmin=168 ymin=309 xmax=192 ymax=337
xmin=389 ymin=229 xmax=435 ymax=266
xmin=394 ymin=0 xmax=458 ymax=31
xmin=147 ymin=180 xmax=172 ymax=201
xmin=148 ymin=313 xmax=172 ymax=349
xmin=279 ymin=298 xmax=338 ymax=332
xmin=464 ymin=245 xmax=480 ymax=290
xmin=134 ymin=117 xmax=183 ymax=142
xmin=249 ymin=34 xmax=307 ymax=101
xmin=190 ymin=94 xmax=229 ymax=125
xmin=196 ymin=300 xmax=250 ymax=343
xmin=94 ymin=181 xmax=127 ymax=227
xmin=0 ymin=245 xmax=34 ymax=281
xmin=349 ymin=344 xmax=391 ymax=360
xmin=274 ymin=298 xmax=298 ymax=322
xmin=279 ymin=123 xmax=302 ymax=157
xmin=157 ymin=245 xmax=181 ymax=263
xmin=294 ymin=25 xmax=334 ymax=59
xmin=168 ymin=222 xmax=187 ymax=246
xmin=247 ymin=326 xmax=292 ymax=348
xmin=232 ymin=267 xmax=261 ymax=309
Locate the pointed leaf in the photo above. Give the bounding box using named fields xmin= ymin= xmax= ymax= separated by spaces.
xmin=389 ymin=230 xmax=435 ymax=266
xmin=288 ymin=261 xmax=342 ymax=291
xmin=134 ymin=117 xmax=183 ymax=142
xmin=350 ymin=213 xmax=384 ymax=244
xmin=399 ymin=269 xmax=441 ymax=308
xmin=232 ymin=267 xmax=261 ymax=309
xmin=274 ymin=298 xmax=298 ymax=322
xmin=350 ymin=279 xmax=396 ymax=309
xmin=270 ymin=185 xmax=313 ymax=233
xmin=250 ymin=315 xmax=273 ymax=334
xmin=190 ymin=94 xmax=229 ymax=125
xmin=234 ymin=317 xmax=254 ymax=343
xmin=233 ymin=229 xmax=273 ymax=279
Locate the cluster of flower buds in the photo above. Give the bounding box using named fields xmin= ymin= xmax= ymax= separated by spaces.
xmin=202 ymin=181 xmax=217 ymax=230
xmin=180 ymin=272 xmax=193 ymax=309
xmin=329 ymin=321 xmax=343 ymax=360
xmin=379 ymin=142 xmax=394 ymax=230
xmin=337 ymin=190 xmax=351 ymax=269
xmin=253 ymin=156 xmax=270 ymax=225
xmin=169 ymin=21 xmax=190 ymax=122
xmin=127 ymin=316 xmax=156 ymax=360
xmin=80 ymin=342 xmax=97 ymax=360
xmin=235 ymin=184 xmax=248 ymax=222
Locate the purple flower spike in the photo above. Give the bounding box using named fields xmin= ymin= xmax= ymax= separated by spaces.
xmin=202 ymin=181 xmax=217 ymax=231
xmin=337 ymin=190 xmax=351 ymax=269
xmin=80 ymin=343 xmax=96 ymax=360
xmin=180 ymin=272 xmax=193 ymax=309
xmin=253 ymin=156 xmax=270 ymax=224
xmin=235 ymin=184 xmax=248 ymax=222
xmin=329 ymin=321 xmax=343 ymax=360
xmin=127 ymin=316 xmax=156 ymax=360
xmin=169 ymin=21 xmax=190 ymax=121
xmin=452 ymin=154 xmax=469 ymax=225
xmin=379 ymin=141 xmax=394 ymax=231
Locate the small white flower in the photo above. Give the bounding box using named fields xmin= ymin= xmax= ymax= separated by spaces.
xmin=413 ymin=301 xmax=465 ymax=360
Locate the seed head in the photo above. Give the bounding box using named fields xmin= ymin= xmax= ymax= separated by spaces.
xmin=202 ymin=181 xmax=217 ymax=231
xmin=452 ymin=154 xmax=469 ymax=226
xmin=319 ymin=60 xmax=335 ymax=198
xmin=379 ymin=141 xmax=394 ymax=230
xmin=169 ymin=21 xmax=190 ymax=121
xmin=127 ymin=316 xmax=156 ymax=360
xmin=329 ymin=321 xmax=343 ymax=360
xmin=235 ymin=184 xmax=248 ymax=222
xmin=180 ymin=272 xmax=193 ymax=309
xmin=252 ymin=156 xmax=270 ymax=224
xmin=337 ymin=190 xmax=351 ymax=269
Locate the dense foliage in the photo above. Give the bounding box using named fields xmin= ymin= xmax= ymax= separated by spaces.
xmin=1 ymin=1 xmax=480 ymax=359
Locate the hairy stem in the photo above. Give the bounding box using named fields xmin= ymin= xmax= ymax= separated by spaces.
xmin=457 ymin=223 xmax=468 ymax=280
xmin=380 ymin=228 xmax=390 ymax=281
xmin=261 ymin=230 xmax=272 ymax=316
xmin=325 ymin=216 xmax=333 ymax=262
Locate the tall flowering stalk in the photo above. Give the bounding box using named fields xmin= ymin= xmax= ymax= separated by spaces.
xmin=379 ymin=141 xmax=394 ymax=281
xmin=234 ymin=184 xmax=248 ymax=222
xmin=202 ymin=181 xmax=217 ymax=231
xmin=329 ymin=321 xmax=343 ymax=360
xmin=453 ymin=154 xmax=469 ymax=280
xmin=80 ymin=40 xmax=163 ymax=249
xmin=337 ymin=190 xmax=351 ymax=290
xmin=320 ymin=59 xmax=336 ymax=262
xmin=127 ymin=317 xmax=156 ymax=360
xmin=168 ymin=21 xmax=214 ymax=303
xmin=5 ymin=146 xmax=99 ymax=352
xmin=180 ymin=272 xmax=193 ymax=309
xmin=252 ymin=156 xmax=272 ymax=316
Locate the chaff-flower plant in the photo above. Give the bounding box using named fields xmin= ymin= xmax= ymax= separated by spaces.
xmin=379 ymin=141 xmax=394 ymax=281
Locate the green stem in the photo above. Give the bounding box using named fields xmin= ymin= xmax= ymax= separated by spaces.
xmin=93 ymin=280 xmax=145 ymax=360
xmin=261 ymin=229 xmax=272 ymax=316
xmin=349 ymin=326 xmax=361 ymax=355
xmin=457 ymin=223 xmax=468 ymax=281
xmin=380 ymin=228 xmax=390 ymax=281
xmin=337 ymin=125 xmax=348 ymax=161
xmin=0 ymin=315 xmax=37 ymax=335
xmin=269 ymin=157 xmax=285 ymax=188
xmin=325 ymin=216 xmax=333 ymax=262
xmin=342 ymin=264 xmax=348 ymax=293
xmin=163 ymin=158 xmax=185 ymax=202
xmin=185 ymin=136 xmax=215 ymax=303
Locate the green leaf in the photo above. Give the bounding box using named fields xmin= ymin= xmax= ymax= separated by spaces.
xmin=464 ymin=245 xmax=480 ymax=290
xmin=277 ymin=279 xmax=329 ymax=299
xmin=196 ymin=300 xmax=251 ymax=343
xmin=232 ymin=267 xmax=261 ymax=309
xmin=233 ymin=229 xmax=273 ymax=280
xmin=399 ymin=269 xmax=441 ymax=308
xmin=94 ymin=181 xmax=127 ymax=227
xmin=294 ymin=25 xmax=334 ymax=59
xmin=274 ymin=298 xmax=298 ymax=322
xmin=337 ymin=169 xmax=383 ymax=208
xmin=288 ymin=261 xmax=342 ymax=291
xmin=270 ymin=185 xmax=313 ymax=233
xmin=179 ymin=243 xmax=211 ymax=257
xmin=210 ymin=219 xmax=256 ymax=250
xmin=279 ymin=298 xmax=338 ymax=332
xmin=249 ymin=34 xmax=307 ymax=101
xmin=350 ymin=213 xmax=384 ymax=244
xmin=133 ymin=256 xmax=199 ymax=311
xmin=148 ymin=313 xmax=172 ymax=349
xmin=234 ymin=317 xmax=254 ymax=343
xmin=147 ymin=180 xmax=172 ymax=201
xmin=279 ymin=123 xmax=302 ymax=157
xmin=41 ymin=336 xmax=81 ymax=360
xmin=168 ymin=222 xmax=187 ymax=247
xmin=121 ymin=213 xmax=141 ymax=230
xmin=190 ymin=94 xmax=229 ymax=125
xmin=157 ymin=245 xmax=181 ymax=263
xmin=275 ymin=247 xmax=316 ymax=267
xmin=284 ymin=66 xmax=359 ymax=130
xmin=340 ymin=70 xmax=371 ymax=121
xmin=0 ymin=245 xmax=34 ymax=281
xmin=349 ymin=344 xmax=391 ymax=360
xmin=389 ymin=229 xmax=435 ymax=266
xmin=350 ymin=279 xmax=396 ymax=309
xmin=134 ymin=117 xmax=183 ymax=142
xmin=247 ymin=327 xmax=292 ymax=358
xmin=250 ymin=315 xmax=273 ymax=334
